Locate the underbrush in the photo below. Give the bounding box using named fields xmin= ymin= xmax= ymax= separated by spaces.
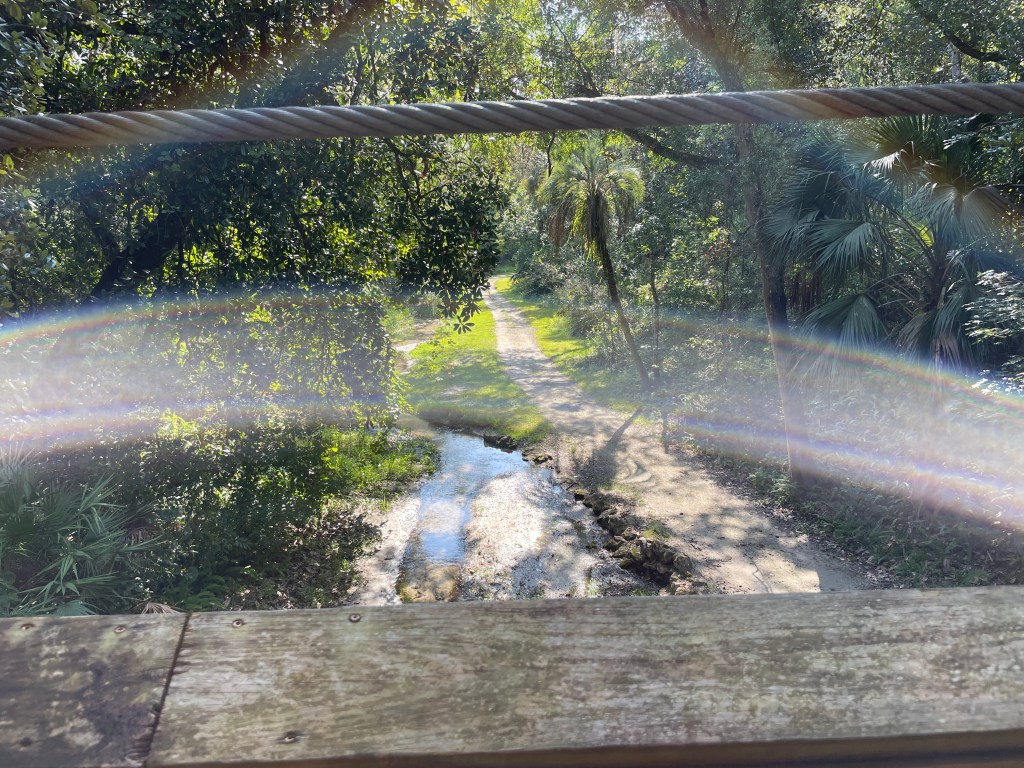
xmin=2 ymin=420 xmax=436 ymax=615
xmin=0 ymin=450 xmax=155 ymax=616
xmin=665 ymin=367 xmax=1024 ymax=588
xmin=403 ymin=303 xmax=548 ymax=442
xmin=691 ymin=445 xmax=1024 ymax=588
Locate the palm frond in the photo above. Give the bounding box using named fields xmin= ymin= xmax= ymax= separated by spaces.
xmin=897 ymin=310 xmax=938 ymax=359
xmin=806 ymin=219 xmax=879 ymax=278
xmin=537 ymin=134 xmax=643 ymax=261
xmin=853 ymin=116 xmax=944 ymax=184
xmin=959 ymin=186 xmax=1013 ymax=241
xmin=805 ymin=293 xmax=886 ymax=347
xmin=0 ymin=454 xmax=155 ymax=617
xmin=765 ymin=206 xmax=818 ymax=259
xmin=897 ymin=283 xmax=973 ymax=366
xmin=51 ymin=600 xmax=92 ymax=617
xmin=799 ymin=293 xmax=885 ymax=379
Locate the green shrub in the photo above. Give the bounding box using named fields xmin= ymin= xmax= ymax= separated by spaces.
xmin=141 ymin=421 xmax=338 ymax=577
xmin=0 ymin=451 xmax=157 ymax=616
xmin=33 ymin=418 xmax=436 ymax=609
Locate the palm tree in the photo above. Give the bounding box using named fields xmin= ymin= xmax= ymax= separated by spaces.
xmin=539 ymin=136 xmax=650 ymax=389
xmin=767 ymin=116 xmax=1016 ymax=370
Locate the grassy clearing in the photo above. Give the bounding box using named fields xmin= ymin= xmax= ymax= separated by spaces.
xmin=493 ymin=276 xmax=641 ymax=412
xmin=403 ymin=303 xmax=548 ymax=442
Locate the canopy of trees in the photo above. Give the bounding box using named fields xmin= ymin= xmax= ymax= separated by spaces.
xmin=2 ymin=0 xmax=1024 ymax=612
xmin=2 ymin=0 xmax=510 ymax=428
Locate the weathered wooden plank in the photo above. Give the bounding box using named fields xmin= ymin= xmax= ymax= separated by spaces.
xmin=149 ymin=588 xmax=1024 ymax=767
xmin=0 ymin=613 xmax=186 ymax=768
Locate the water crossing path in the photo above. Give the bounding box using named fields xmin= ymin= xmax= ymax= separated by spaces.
xmin=349 ymin=427 xmax=649 ymax=604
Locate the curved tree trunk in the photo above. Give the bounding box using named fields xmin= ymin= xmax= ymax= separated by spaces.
xmin=596 ymin=239 xmax=651 ymax=390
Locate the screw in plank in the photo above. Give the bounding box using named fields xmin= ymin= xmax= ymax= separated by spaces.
xmin=348 ymin=613 xmax=361 ymax=623
xmin=232 ymin=618 xmax=245 ymax=628
xmin=19 ymin=623 xmax=33 ymax=631
xmin=18 ymin=737 xmax=32 ymax=748
xmin=114 ymin=625 xmax=127 ymax=634
xmin=281 ymin=731 xmax=301 ymax=743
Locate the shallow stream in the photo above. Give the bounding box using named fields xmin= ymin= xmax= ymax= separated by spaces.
xmin=398 ymin=430 xmax=565 ymax=601
xmin=350 ymin=420 xmax=648 ymax=604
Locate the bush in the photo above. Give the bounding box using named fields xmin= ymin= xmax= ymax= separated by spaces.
xmin=32 ymin=417 xmax=436 ymax=610
xmin=0 ymin=451 xmax=157 ymax=616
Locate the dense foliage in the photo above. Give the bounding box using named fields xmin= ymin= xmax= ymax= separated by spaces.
xmin=0 ymin=0 xmax=503 ymax=612
xmin=4 ymin=0 xmax=1024 ymax=607
xmin=486 ymin=0 xmax=1024 ymax=582
xmin=0 ymin=449 xmax=154 ymax=616
xmin=2 ymin=4 xmax=508 ymax=412
xmin=38 ymin=423 xmax=432 ymax=611
xmin=490 ymin=0 xmax=1024 ymax=393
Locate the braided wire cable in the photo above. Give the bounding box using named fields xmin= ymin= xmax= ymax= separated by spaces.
xmin=2 ymin=82 xmax=1024 ymax=151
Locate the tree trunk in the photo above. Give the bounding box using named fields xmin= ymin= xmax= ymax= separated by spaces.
xmin=650 ymin=250 xmax=662 ymax=379
xmin=663 ymin=0 xmax=812 ymax=484
xmin=596 ymin=238 xmax=651 ymax=390
xmin=733 ymin=122 xmax=813 ymax=486
xmin=90 ymin=211 xmax=186 ymax=299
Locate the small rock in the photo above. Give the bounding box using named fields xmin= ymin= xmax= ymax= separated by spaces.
xmin=672 ymin=553 xmax=694 ymax=575
xmin=482 ymin=433 xmax=517 ymax=452
xmin=610 ymin=542 xmax=642 ymax=567
xmin=596 ymin=510 xmax=632 ymax=535
xmin=668 ymin=573 xmax=695 ymax=595
xmin=619 ymin=527 xmax=640 ymax=541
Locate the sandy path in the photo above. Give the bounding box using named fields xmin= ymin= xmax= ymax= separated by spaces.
xmin=486 ymin=287 xmax=870 ymax=594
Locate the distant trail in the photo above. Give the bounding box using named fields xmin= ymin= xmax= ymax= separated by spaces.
xmin=486 ymin=286 xmax=870 ymax=594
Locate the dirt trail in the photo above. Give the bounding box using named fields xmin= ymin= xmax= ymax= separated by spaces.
xmin=486 ymin=287 xmax=870 ymax=594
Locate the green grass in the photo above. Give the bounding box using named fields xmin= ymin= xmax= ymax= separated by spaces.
xmin=404 ymin=303 xmax=548 ymax=442
xmin=323 ymin=428 xmax=438 ymax=495
xmin=493 ymin=276 xmax=642 ymax=413
xmin=643 ymin=522 xmax=671 ymax=542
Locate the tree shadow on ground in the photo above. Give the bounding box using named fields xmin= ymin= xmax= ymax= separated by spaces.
xmin=571 ymin=406 xmax=644 ymax=489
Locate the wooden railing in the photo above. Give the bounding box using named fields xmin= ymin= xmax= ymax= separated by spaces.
xmin=4 ymin=587 xmax=1024 ymax=767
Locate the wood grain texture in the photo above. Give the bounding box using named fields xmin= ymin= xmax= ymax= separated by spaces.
xmin=0 ymin=613 xmax=186 ymax=768
xmin=149 ymin=588 xmax=1024 ymax=767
